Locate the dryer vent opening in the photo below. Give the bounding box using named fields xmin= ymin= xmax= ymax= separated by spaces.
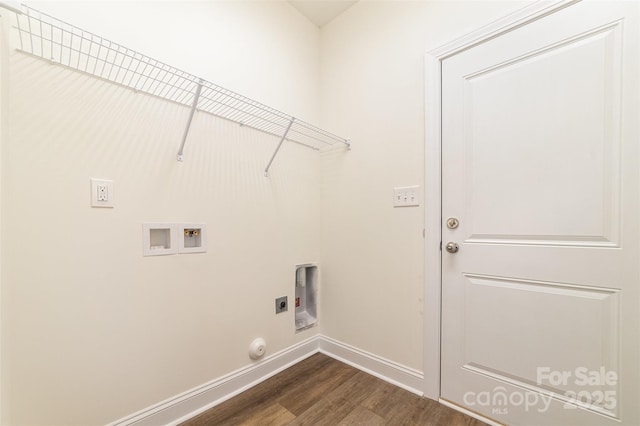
xmin=295 ymin=264 xmax=318 ymax=331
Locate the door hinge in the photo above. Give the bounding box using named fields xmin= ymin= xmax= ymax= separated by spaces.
xmin=439 ymin=241 xmax=442 ymax=251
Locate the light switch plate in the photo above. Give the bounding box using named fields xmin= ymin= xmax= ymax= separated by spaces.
xmin=91 ymin=178 xmax=114 ymax=208
xmin=393 ymin=185 xmax=420 ymax=207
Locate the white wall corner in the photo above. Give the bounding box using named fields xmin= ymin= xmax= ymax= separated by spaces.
xmin=318 ymin=335 xmax=424 ymax=396
xmin=107 ymin=335 xmax=427 ymax=425
xmin=108 ymin=336 xmax=319 ymax=426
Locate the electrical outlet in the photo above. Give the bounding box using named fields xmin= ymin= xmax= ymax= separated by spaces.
xmin=97 ymin=184 xmax=108 ymax=201
xmin=91 ymin=178 xmax=114 ymax=208
xmin=393 ymin=185 xmax=420 ymax=207
xmin=275 ymin=296 xmax=288 ymax=314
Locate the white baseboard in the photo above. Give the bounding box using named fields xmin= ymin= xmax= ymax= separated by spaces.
xmin=317 ymin=335 xmax=424 ymax=396
xmin=108 ymin=336 xmax=319 ymax=426
xmin=108 ymin=335 xmax=425 ymax=425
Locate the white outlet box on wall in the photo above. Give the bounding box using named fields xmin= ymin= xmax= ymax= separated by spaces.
xmin=90 ymin=178 xmax=114 ymax=208
xmin=178 ymin=223 xmax=207 ymax=254
xmin=142 ymin=223 xmax=207 ymax=256
xmin=142 ymin=223 xmax=178 ymax=256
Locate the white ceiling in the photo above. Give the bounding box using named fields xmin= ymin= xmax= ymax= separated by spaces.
xmin=288 ymin=1 xmax=358 ymax=28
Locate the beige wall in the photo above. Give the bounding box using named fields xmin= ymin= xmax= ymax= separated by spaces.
xmin=1 ymin=1 xmax=539 ymax=424
xmin=318 ymin=0 xmax=532 ymax=370
xmin=27 ymin=0 xmax=321 ymax=122
xmin=2 ymin=2 xmax=321 ymax=424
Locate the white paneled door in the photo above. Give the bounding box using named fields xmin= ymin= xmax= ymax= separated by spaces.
xmin=440 ymin=1 xmax=639 ymax=425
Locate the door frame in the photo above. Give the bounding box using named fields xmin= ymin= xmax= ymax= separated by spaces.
xmin=0 ymin=9 xmax=9 ymax=425
xmin=422 ymin=0 xmax=580 ymax=402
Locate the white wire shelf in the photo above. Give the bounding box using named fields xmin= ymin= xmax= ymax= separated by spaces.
xmin=9 ymin=4 xmax=350 ymax=175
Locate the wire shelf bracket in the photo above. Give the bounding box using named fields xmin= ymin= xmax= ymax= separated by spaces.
xmin=7 ymin=4 xmax=351 ymax=174
xmin=264 ymin=118 xmax=294 ymax=177
xmin=177 ymin=79 xmax=203 ymax=162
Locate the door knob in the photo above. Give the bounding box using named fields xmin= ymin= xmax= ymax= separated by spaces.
xmin=445 ymin=242 xmax=459 ymax=253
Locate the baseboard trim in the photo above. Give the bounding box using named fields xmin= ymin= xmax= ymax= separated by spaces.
xmin=107 ymin=336 xmax=319 ymax=426
xmin=108 ymin=335 xmax=426 ymax=425
xmin=317 ymin=335 xmax=424 ymax=396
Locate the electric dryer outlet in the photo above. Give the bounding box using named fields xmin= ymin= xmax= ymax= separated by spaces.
xmin=275 ymin=296 xmax=288 ymax=314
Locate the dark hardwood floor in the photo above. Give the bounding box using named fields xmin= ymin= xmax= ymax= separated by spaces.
xmin=181 ymin=353 xmax=488 ymax=425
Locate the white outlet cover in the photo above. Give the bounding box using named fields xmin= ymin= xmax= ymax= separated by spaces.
xmin=91 ymin=178 xmax=114 ymax=208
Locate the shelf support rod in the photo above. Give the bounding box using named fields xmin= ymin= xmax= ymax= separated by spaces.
xmin=264 ymin=118 xmax=295 ymax=177
xmin=177 ymin=79 xmax=204 ymax=162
